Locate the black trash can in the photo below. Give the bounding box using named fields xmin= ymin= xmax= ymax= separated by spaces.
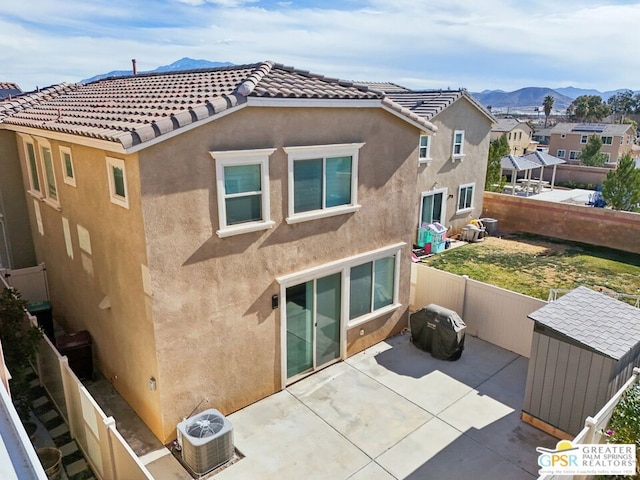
xmin=57 ymin=331 xmax=93 ymax=380
xmin=410 ymin=304 xmax=466 ymax=360
xmin=27 ymin=301 xmax=54 ymax=343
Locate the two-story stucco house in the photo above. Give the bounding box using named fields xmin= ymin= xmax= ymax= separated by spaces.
xmin=0 ymin=62 xmax=443 ymax=442
xmin=548 ymin=123 xmax=637 ymax=164
xmin=374 ymin=88 xmax=495 ymax=236
xmin=490 ymin=118 xmax=534 ymax=155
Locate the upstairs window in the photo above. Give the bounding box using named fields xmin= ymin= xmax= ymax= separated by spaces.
xmin=452 ymin=130 xmax=465 ymax=158
xmin=457 ymin=183 xmax=474 ymax=212
xmin=106 ymin=157 xmax=128 ymax=209
xmin=418 ymin=135 xmax=431 ymax=163
xmin=211 ymin=148 xmax=276 ymax=237
xmin=601 ymin=136 xmax=613 ymax=145
xmin=60 ymin=146 xmax=76 ymax=187
xmin=23 ymin=139 xmax=42 ymax=195
xmin=36 ymin=138 xmax=59 ymax=208
xmin=284 ymin=143 xmax=363 ymax=224
xmin=580 ymin=135 xmax=588 ymax=144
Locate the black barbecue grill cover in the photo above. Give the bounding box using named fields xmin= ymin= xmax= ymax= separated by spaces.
xmin=410 ymin=304 xmax=466 ymax=360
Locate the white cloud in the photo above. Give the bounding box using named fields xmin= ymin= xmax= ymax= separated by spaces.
xmin=2 ymin=0 xmax=640 ymax=92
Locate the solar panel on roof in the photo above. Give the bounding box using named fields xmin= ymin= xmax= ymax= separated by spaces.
xmin=571 ymin=124 xmax=606 ymax=133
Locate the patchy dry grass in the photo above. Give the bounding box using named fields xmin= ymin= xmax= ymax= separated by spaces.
xmin=422 ymin=233 xmax=640 ymax=301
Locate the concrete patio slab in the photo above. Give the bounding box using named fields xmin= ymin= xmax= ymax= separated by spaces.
xmin=212 ymin=333 xmax=557 ymax=480
xmin=288 ymin=362 xmax=432 ymax=458
xmin=213 ymin=390 xmax=370 ymax=480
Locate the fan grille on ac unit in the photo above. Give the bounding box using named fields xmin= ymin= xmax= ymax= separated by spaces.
xmin=177 ymin=408 xmax=234 ymax=475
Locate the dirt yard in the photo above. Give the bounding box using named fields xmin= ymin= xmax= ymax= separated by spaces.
xmin=423 ymin=233 xmax=640 ymax=301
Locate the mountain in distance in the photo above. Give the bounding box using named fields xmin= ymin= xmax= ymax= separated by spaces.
xmin=471 ymin=87 xmax=575 ymax=112
xmin=81 ymin=57 xmax=234 ymax=84
xmin=471 ymin=86 xmax=639 ymax=113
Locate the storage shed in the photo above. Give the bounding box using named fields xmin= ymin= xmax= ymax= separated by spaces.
xmin=522 ymin=286 xmax=640 ymax=437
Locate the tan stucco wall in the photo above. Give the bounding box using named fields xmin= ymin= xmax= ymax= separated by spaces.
xmin=138 ymin=106 xmax=420 ymax=441
xmin=0 ymin=130 xmax=36 ymax=268
xmin=12 ymin=134 xmax=162 ymax=436
xmin=549 ymin=130 xmax=636 ymax=163
xmin=416 ymin=97 xmax=492 ymax=236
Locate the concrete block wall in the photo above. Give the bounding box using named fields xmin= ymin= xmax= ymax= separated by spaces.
xmin=482 ymin=192 xmax=640 ymax=254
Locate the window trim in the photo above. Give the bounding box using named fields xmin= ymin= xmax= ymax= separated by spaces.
xmin=601 ymin=136 xmax=613 ymax=145
xmin=36 ymin=138 xmax=60 ymax=210
xmin=456 ymin=182 xmax=475 ymax=214
xmin=556 ymin=149 xmax=566 ymax=159
xmin=419 ymin=188 xmax=447 ymax=227
xmin=277 ymin=243 xmax=403 ymax=328
xmin=284 ymin=143 xmax=364 ymax=224
xmin=569 ymin=150 xmax=580 ymax=160
xmin=210 ymin=148 xmax=276 ymax=238
xmin=452 ymin=130 xmax=465 ymax=160
xmin=60 ymin=146 xmax=76 ymax=187
xmin=106 ymin=157 xmax=129 ymax=209
xmin=21 ymin=136 xmax=43 ymax=198
xmin=418 ymin=135 xmax=432 ymax=164
xmin=580 ymin=135 xmax=588 ymax=144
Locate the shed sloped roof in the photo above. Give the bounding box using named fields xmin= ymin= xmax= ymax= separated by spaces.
xmin=528 ymin=286 xmax=640 ymax=360
xmin=0 ymin=61 xmax=436 ymax=150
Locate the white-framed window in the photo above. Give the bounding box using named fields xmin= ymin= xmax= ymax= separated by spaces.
xmin=569 ymin=150 xmax=580 ymax=160
xmin=210 ymin=148 xmax=276 ymax=238
xmin=452 ymin=130 xmax=465 ymax=159
xmin=418 ymin=135 xmax=431 ymax=163
xmin=419 ymin=189 xmax=446 ymax=226
xmin=37 ymin=138 xmax=59 ymax=208
xmin=457 ymin=183 xmax=474 ymax=213
xmin=601 ymin=136 xmax=613 ymax=145
xmin=620 ymin=137 xmax=624 ymax=146
xmin=22 ymin=137 xmax=42 ymax=197
xmin=627 ymin=135 xmax=632 ymax=145
xmin=106 ymin=157 xmax=129 ymax=209
xmin=284 ymin=143 xmax=363 ymax=224
xmin=349 ymin=255 xmax=396 ymax=322
xmin=557 ymin=149 xmax=566 ymax=158
xmin=60 ymin=146 xmax=76 ymax=187
xmin=603 ymin=152 xmax=611 ymax=163
xmin=277 ymin=243 xmax=403 ymax=331
xmin=580 ymin=135 xmax=588 ymax=144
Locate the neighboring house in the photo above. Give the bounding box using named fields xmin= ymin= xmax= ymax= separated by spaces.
xmin=548 ymin=123 xmax=637 ymax=164
xmin=0 ymin=62 xmax=438 ymax=442
xmin=378 ymin=89 xmax=495 ymax=236
xmin=490 ymin=118 xmax=534 ymax=155
xmin=532 ymin=127 xmax=552 ymax=147
xmin=0 ymin=82 xmax=22 ymax=100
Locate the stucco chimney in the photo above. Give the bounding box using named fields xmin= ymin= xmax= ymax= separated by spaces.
xmin=132 ymin=59 xmax=137 ymax=76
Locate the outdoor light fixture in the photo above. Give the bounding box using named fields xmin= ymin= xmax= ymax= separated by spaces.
xmin=272 ymin=294 xmax=279 ymax=309
xmin=149 ymin=377 xmax=157 ymax=391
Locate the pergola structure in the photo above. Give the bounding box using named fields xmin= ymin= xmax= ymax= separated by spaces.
xmin=521 ymin=151 xmax=566 ymax=191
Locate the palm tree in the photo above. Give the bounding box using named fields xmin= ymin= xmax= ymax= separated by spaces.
xmin=543 ymin=95 xmax=554 ymax=127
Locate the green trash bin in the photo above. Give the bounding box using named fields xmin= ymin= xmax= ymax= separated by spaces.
xmin=27 ymin=301 xmax=54 ymax=342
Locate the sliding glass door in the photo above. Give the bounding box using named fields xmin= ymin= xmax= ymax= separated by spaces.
xmin=286 ymin=273 xmax=341 ymax=380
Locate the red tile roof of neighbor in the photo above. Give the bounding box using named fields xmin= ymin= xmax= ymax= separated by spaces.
xmin=0 ymin=61 xmax=436 ymax=150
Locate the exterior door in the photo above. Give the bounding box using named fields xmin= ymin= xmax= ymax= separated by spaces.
xmin=285 ymin=272 xmax=341 ymax=380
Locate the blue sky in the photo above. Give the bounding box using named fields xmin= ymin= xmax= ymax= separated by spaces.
xmin=2 ymin=0 xmax=640 ymax=93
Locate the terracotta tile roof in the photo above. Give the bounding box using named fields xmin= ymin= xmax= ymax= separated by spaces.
xmin=0 ymin=62 xmax=436 ymax=150
xmin=381 ymin=89 xmax=495 ymax=123
xmin=528 ymin=286 xmax=640 ymax=360
xmin=492 ymin=118 xmax=531 ymax=133
xmin=354 ymin=82 xmax=411 ymax=93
